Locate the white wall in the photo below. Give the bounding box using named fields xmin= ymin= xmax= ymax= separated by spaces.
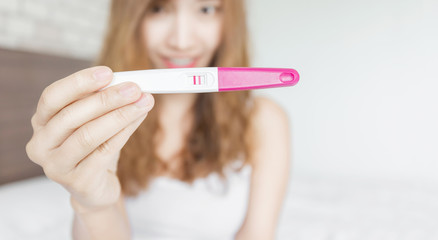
xmin=247 ymin=0 xmax=438 ymax=184
xmin=0 ymin=0 xmax=109 ymax=59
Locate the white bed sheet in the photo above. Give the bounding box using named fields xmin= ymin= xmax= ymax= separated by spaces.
xmin=277 ymin=176 xmax=438 ymax=240
xmin=1 ymin=175 xmax=437 ymax=240
xmin=0 ymin=176 xmax=73 ymax=240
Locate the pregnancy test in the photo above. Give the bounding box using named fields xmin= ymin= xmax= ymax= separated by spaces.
xmin=104 ymin=67 xmax=299 ymax=93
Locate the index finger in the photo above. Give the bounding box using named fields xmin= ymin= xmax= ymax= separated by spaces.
xmin=33 ymin=66 xmax=113 ymax=128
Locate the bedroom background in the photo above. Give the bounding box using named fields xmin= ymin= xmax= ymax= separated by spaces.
xmin=0 ymin=0 xmax=437 ymax=239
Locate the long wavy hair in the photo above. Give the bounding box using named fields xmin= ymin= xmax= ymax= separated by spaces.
xmin=95 ymin=0 xmax=254 ymax=196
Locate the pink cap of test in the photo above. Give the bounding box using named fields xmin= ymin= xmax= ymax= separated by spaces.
xmin=217 ymin=67 xmax=299 ymax=92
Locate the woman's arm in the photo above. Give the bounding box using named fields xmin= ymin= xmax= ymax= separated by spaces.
xmin=72 ymin=195 xmax=131 ymax=240
xmin=25 ymin=67 xmax=153 ymax=240
xmin=235 ymin=97 xmax=291 ymax=240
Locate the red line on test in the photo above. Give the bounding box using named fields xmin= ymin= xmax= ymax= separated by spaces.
xmin=198 ymin=76 xmax=201 ymax=85
xmin=193 ymin=76 xmax=196 ymax=85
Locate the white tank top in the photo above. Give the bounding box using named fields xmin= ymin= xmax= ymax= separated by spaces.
xmin=124 ymin=161 xmax=252 ymax=240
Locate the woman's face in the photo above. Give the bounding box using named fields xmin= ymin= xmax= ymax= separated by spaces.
xmin=141 ymin=0 xmax=223 ymax=68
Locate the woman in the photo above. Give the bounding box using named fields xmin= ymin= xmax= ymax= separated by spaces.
xmin=25 ymin=0 xmax=290 ymax=239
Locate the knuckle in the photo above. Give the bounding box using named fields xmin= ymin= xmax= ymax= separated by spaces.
xmin=40 ymin=86 xmax=54 ymax=111
xmin=96 ymin=141 xmax=113 ymax=156
xmin=76 ymin=126 xmax=95 ymax=149
xmin=70 ymin=71 xmax=88 ymax=91
xmin=25 ymin=136 xmax=45 ymax=164
xmin=58 ymin=107 xmax=74 ymax=126
xmin=40 ymin=86 xmax=50 ymax=102
xmin=25 ymin=139 xmax=37 ymax=162
xmin=114 ymin=108 xmax=131 ymax=125
xmin=98 ymin=90 xmax=111 ymax=108
xmin=30 ymin=114 xmax=38 ymax=129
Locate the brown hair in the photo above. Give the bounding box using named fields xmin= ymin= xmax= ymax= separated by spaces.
xmin=95 ymin=0 xmax=254 ymax=196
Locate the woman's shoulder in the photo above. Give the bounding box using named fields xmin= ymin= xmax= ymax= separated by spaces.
xmin=246 ymin=96 xmax=290 ymax=159
xmin=251 ymin=96 xmax=289 ymax=127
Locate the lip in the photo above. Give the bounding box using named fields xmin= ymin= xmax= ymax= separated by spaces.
xmin=163 ymin=57 xmax=198 ymax=68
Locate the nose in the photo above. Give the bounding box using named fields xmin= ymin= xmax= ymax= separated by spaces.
xmin=167 ymin=11 xmax=195 ymax=51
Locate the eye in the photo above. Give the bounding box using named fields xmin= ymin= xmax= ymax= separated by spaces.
xmin=147 ymin=1 xmax=169 ymax=15
xmin=150 ymin=5 xmax=164 ymax=13
xmin=200 ymin=5 xmax=218 ymax=15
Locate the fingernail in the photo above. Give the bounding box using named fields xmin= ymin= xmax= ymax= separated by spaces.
xmin=135 ymin=94 xmax=149 ymax=108
xmin=119 ymin=85 xmax=137 ymax=98
xmin=93 ymin=67 xmax=112 ymax=82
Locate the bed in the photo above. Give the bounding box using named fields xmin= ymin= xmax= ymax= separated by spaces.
xmin=1 ymin=48 xmax=437 ymax=240
xmin=1 ymin=174 xmax=437 ymax=240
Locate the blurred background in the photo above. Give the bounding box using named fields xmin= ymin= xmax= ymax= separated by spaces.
xmin=0 ymin=0 xmax=437 ymax=239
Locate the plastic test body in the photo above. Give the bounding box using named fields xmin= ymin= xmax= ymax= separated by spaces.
xmin=105 ymin=67 xmax=299 ymax=93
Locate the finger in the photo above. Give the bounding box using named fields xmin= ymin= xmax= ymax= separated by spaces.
xmin=33 ymin=66 xmax=113 ymax=128
xmin=65 ymin=114 xmax=148 ymax=208
xmin=42 ymin=82 xmax=143 ymax=149
xmin=53 ymin=93 xmax=153 ymax=170
xmin=75 ymin=112 xmax=148 ymax=175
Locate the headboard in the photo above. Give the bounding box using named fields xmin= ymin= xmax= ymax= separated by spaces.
xmin=0 ymin=48 xmax=91 ymax=185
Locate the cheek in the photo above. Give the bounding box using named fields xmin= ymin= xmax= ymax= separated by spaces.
xmin=198 ymin=20 xmax=222 ymax=54
xmin=142 ymin=20 xmax=168 ymax=53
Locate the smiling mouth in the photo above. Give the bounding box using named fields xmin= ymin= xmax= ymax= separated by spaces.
xmin=163 ymin=57 xmax=197 ymax=68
